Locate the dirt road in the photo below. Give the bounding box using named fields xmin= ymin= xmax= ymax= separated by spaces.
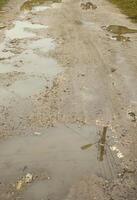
xmin=0 ymin=0 xmax=137 ymax=199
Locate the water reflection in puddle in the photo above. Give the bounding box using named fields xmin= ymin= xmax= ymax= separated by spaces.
xmin=0 ymin=2 xmax=62 ymax=102
xmin=98 ymin=126 xmax=107 ymax=161
xmin=0 ymin=123 xmax=119 ymax=200
xmin=5 ymin=21 xmax=48 ymax=40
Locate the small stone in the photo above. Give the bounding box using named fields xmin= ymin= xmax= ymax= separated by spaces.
xmin=34 ymin=132 xmax=41 ymax=136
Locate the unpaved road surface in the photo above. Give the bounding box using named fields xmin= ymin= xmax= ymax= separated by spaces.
xmin=0 ymin=0 xmax=137 ymax=199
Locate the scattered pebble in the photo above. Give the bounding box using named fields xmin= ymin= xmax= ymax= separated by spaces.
xmin=34 ymin=132 xmax=42 ymax=136
xmin=16 ymin=173 xmax=33 ymax=190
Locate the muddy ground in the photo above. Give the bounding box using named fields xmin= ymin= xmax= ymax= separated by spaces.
xmin=0 ymin=0 xmax=137 ymax=199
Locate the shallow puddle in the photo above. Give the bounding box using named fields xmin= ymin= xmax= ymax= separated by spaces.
xmin=12 ymin=50 xmax=62 ymax=77
xmin=5 ymin=21 xmax=48 ymax=40
xmin=29 ymin=38 xmax=55 ymax=52
xmin=0 ymin=63 xmax=15 ymax=73
xmin=0 ymin=88 xmax=13 ymax=104
xmin=9 ymin=78 xmax=47 ymax=97
xmin=0 ymin=124 xmax=118 ymax=200
xmin=0 ymin=50 xmax=62 ymax=82
xmin=106 ymin=25 xmax=137 ymax=35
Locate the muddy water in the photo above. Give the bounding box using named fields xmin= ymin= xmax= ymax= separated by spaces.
xmin=106 ymin=25 xmax=137 ymax=35
xmin=0 ymin=124 xmax=118 ymax=199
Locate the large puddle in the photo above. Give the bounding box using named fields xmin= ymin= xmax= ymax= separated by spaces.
xmin=0 ymin=124 xmax=119 ymax=199
xmin=0 ymin=11 xmax=62 ymax=101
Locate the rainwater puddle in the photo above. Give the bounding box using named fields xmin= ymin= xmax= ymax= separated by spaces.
xmin=0 ymin=124 xmax=118 ymax=196
xmin=9 ymin=78 xmax=47 ymax=97
xmin=98 ymin=126 xmax=107 ymax=161
xmin=11 ymin=50 xmax=62 ymax=77
xmin=0 ymin=88 xmax=12 ymax=104
xmin=0 ymin=50 xmax=62 ymax=82
xmin=0 ymin=63 xmax=15 ymax=73
xmin=106 ymin=25 xmax=137 ymax=35
xmin=5 ymin=21 xmax=48 ymax=40
xmin=29 ymin=38 xmax=55 ymax=52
